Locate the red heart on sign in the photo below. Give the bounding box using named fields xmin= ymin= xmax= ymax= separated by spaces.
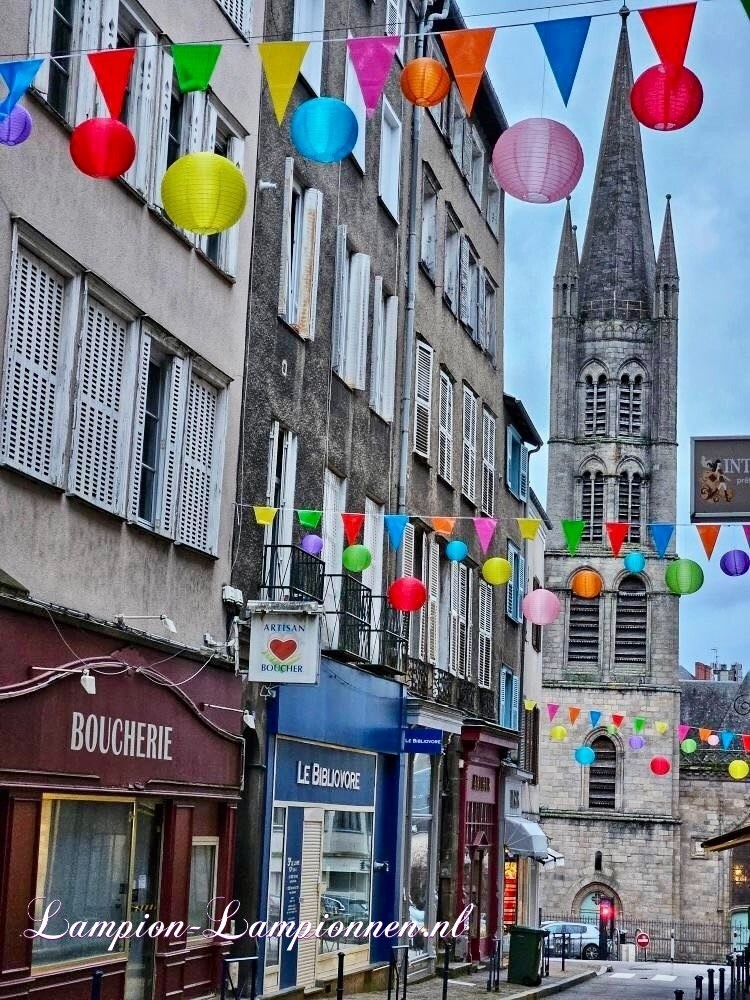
xmin=269 ymin=639 xmax=297 ymax=661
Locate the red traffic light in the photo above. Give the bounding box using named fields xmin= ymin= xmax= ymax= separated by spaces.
xmin=599 ymin=902 xmax=611 ymax=918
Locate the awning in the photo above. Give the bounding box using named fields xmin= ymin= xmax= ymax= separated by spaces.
xmin=540 ymin=847 xmax=565 ymax=868
xmin=701 ymin=825 xmax=750 ymax=853
xmin=504 ymin=817 xmax=549 ymax=860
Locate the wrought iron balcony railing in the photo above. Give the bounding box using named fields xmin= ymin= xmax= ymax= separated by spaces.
xmin=405 ymin=657 xmax=500 ymax=725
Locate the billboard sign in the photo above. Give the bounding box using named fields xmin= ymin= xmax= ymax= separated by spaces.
xmin=691 ymin=437 xmax=750 ymax=522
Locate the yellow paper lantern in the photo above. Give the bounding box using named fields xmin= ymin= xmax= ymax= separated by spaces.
xmin=550 ymin=725 xmax=567 ymax=742
xmin=482 ymin=557 xmax=512 ymax=586
xmin=571 ymin=569 xmax=603 ymax=599
xmin=161 ymin=151 xmax=247 ymax=235
xmin=729 ymin=759 xmax=750 ymax=781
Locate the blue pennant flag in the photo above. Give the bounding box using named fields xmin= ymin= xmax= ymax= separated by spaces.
xmin=0 ymin=58 xmax=44 ymax=120
xmin=534 ymin=16 xmax=591 ymax=106
xmin=589 ymin=710 xmax=602 ymax=728
xmin=649 ymin=523 xmax=675 ymax=559
xmin=384 ymin=514 xmax=409 ymax=552
xmin=721 ymin=731 xmax=735 ymax=750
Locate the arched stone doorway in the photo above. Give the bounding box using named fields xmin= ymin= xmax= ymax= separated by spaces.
xmin=573 ymin=883 xmax=624 ymax=921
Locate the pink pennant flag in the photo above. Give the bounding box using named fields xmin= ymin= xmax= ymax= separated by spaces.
xmin=473 ymin=517 xmax=497 ymax=554
xmin=547 ymin=703 xmax=560 ymax=722
xmin=678 ymin=723 xmax=691 ymax=742
xmin=346 ymin=36 xmax=400 ymax=118
xmin=743 ymin=524 xmax=750 ymax=549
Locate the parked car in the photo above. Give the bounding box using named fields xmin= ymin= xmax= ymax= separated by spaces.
xmin=540 ymin=921 xmax=604 ymax=961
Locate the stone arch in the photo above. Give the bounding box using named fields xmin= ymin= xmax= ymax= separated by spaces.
xmin=616 ymin=361 xmax=647 ymax=437
xmin=582 ymin=728 xmax=624 ymax=811
xmin=572 ymin=882 xmax=624 ymax=920
xmin=615 ymin=455 xmax=646 ymax=476
xmin=577 ymin=454 xmax=607 ymax=477
xmin=579 ymin=361 xmax=609 ymax=438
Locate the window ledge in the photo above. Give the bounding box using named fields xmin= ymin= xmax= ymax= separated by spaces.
xmin=194 ymin=246 xmax=237 ymax=284
xmin=413 ymin=450 xmax=432 ymax=468
xmin=369 ymin=406 xmax=393 ymax=427
xmin=437 ymin=472 xmax=454 ymax=491
xmin=442 ymin=291 xmax=458 ymax=316
xmin=147 ymin=205 xmax=197 ymax=251
xmin=126 ymin=519 xmax=174 ymax=547
xmin=377 ymin=195 xmax=400 ymax=226
xmin=277 ymin=315 xmax=312 ymax=343
xmin=174 ymin=540 xmax=219 ymax=561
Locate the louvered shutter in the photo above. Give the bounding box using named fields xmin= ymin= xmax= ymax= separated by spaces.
xmin=456 ymin=563 xmax=468 ymax=678
xmin=506 ymin=546 xmax=516 ymax=619
xmin=511 ymin=674 xmax=520 ymax=730
xmin=278 ymin=158 xmax=295 ymax=320
xmin=369 ymin=277 xmax=384 ymax=411
xmin=216 ymin=0 xmax=249 ymax=35
xmin=123 ymin=30 xmax=157 ymax=194
xmin=128 ymin=329 xmax=151 ymax=521
xmin=478 ymin=581 xmax=492 ymax=688
xmin=151 ymin=50 xmax=174 ymax=207
xmin=296 ymin=189 xmax=323 ymax=340
xmin=438 ymin=371 xmax=453 ymax=483
xmin=462 ymin=117 xmax=473 ymax=178
xmin=400 ymin=522 xmax=414 ymax=576
xmin=518 ymin=554 xmax=526 ymax=618
xmin=413 ymin=341 xmax=433 ymax=458
xmin=381 ymin=296 xmax=398 ymax=421
xmin=331 ymin=224 xmax=349 ymax=374
xmin=177 ymin=373 xmax=223 ymax=553
xmin=29 ymin=0 xmax=54 ymax=98
xmin=477 ymin=267 xmax=486 ymax=348
xmin=346 ymin=253 xmax=371 ymax=389
xmin=294 ymin=0 xmax=324 ymax=94
xmin=458 ymin=236 xmax=470 ymax=325
xmin=363 ymin=498 xmax=384 ymax=642
xmin=222 ymin=136 xmax=244 ymax=275
xmin=448 ymin=560 xmax=459 ymax=675
xmin=73 ymin=0 xmax=100 ymax=125
xmin=499 ymin=669 xmax=507 ymax=727
xmin=427 ymin=537 xmax=439 ymax=665
xmin=69 ymin=297 xmax=133 ymax=514
xmin=461 ymin=387 xmax=477 ymax=502
xmin=278 ymin=432 xmax=298 ymax=549
xmin=296 ymin=813 xmax=323 ymax=987
xmin=158 ymin=356 xmax=187 ymax=537
xmin=506 ymin=424 xmax=514 ymax=488
xmin=1 ymin=247 xmax=69 ymax=486
xmin=93 ymin=0 xmax=119 ymax=118
xmin=465 ymin=568 xmax=473 ymax=681
xmin=417 ymin=540 xmax=428 ymax=662
xmin=481 ymin=409 xmax=496 ymax=516
xmin=520 ymin=444 xmax=529 ymax=501
xmin=421 ymin=183 xmax=437 ymax=273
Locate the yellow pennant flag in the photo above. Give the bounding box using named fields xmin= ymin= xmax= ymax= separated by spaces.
xmin=253 ymin=505 xmax=278 ymax=526
xmin=517 ymin=518 xmax=542 ymax=540
xmin=257 ymin=41 xmax=310 ymax=124
xmin=524 ymin=698 xmax=537 ymax=711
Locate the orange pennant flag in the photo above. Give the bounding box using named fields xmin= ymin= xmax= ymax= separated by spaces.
xmin=698 ymin=728 xmax=712 ymax=742
xmin=431 ymin=517 xmax=456 ymax=537
xmin=439 ymin=28 xmax=496 ymax=114
xmin=696 ymin=523 xmax=721 ymax=559
xmin=568 ymin=707 xmax=581 ymax=725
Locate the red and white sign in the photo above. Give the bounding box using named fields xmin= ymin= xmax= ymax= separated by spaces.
xmin=636 ymin=932 xmax=650 ymax=949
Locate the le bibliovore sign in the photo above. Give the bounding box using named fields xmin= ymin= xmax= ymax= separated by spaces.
xmin=691 ymin=436 xmax=750 ymax=521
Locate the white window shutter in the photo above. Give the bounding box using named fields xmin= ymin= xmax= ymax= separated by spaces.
xmin=151 ymin=50 xmax=174 ymax=208
xmin=448 ymin=560 xmax=459 ymax=675
xmin=221 ymin=136 xmax=244 ymax=275
xmin=478 ymin=581 xmax=492 ymax=688
xmin=297 ymin=188 xmax=323 ymax=341
xmin=344 ymin=41 xmax=366 ymax=169
xmin=511 ymin=674 xmax=520 ymax=730
xmin=278 ymin=431 xmax=298 ymax=549
xmin=294 ymin=0 xmax=324 ymax=94
xmin=481 ymin=409 xmax=496 ymax=516
xmin=369 ymin=277 xmax=384 ymax=411
xmin=29 ymin=0 xmax=54 ymax=98
xmin=462 ymin=387 xmax=477 ymax=502
xmin=94 ymin=0 xmax=119 ymax=118
xmin=381 ymin=295 xmax=398 ymax=422
xmin=456 ymin=563 xmax=468 ymax=678
xmin=518 ymin=553 xmax=526 ymax=612
xmin=331 ymin=224 xmax=349 ymax=374
xmin=427 ymin=537 xmax=440 ymax=665
xmin=158 ymin=355 xmax=187 ymax=538
xmin=400 ymin=521 xmax=414 ymax=577
xmin=506 ymin=546 xmax=516 ymax=618
xmin=278 ymin=158 xmax=295 ymax=319
xmin=462 ymin=117 xmax=473 ymax=178
xmin=128 ymin=329 xmax=152 ymax=521
xmin=123 ymin=30 xmax=157 ymax=194
xmin=216 ymin=0 xmax=249 ymax=36
xmin=417 ymin=540 xmax=428 ymax=662
xmin=477 ymin=267 xmax=487 ymax=348
xmin=520 ymin=444 xmax=529 ymax=501
xmin=506 ymin=424 xmax=513 ymax=486
xmin=438 ymin=371 xmax=453 ymax=483
xmin=458 ymin=236 xmax=470 ymax=326
xmin=177 ymin=373 xmax=222 ymax=553
xmin=346 ymin=253 xmax=371 ymax=389
xmin=465 ymin=568 xmax=473 ymax=680
xmin=413 ymin=341 xmax=433 ymax=458
xmin=73 ymin=0 xmax=100 ymax=125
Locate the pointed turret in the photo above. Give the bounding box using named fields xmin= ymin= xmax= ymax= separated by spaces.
xmin=655 ymin=194 xmax=678 ymax=318
xmin=578 ymin=8 xmax=656 ymax=318
xmin=553 ymin=198 xmax=579 ymax=317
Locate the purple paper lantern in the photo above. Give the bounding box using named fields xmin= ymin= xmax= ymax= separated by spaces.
xmin=491 ymin=118 xmax=584 ymax=204
xmin=0 ymin=105 xmax=32 ymax=146
xmin=720 ymin=549 xmax=750 ymax=577
xmin=629 ymin=736 xmax=645 ymax=750
xmin=300 ymin=533 xmax=323 ymax=556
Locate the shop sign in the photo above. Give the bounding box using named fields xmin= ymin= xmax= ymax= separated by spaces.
xmin=247 ymin=609 xmax=321 ymax=684
xmin=275 ymin=738 xmax=376 ymax=807
xmin=466 ymin=765 xmax=495 ymax=803
xmin=402 ymin=727 xmax=443 ymax=753
xmin=505 ymin=777 xmax=522 ymax=817
xmin=691 ymin=436 xmax=750 ymax=521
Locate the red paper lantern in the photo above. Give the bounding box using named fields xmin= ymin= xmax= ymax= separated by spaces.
xmin=388 ymin=576 xmax=427 ymax=613
xmin=492 ymin=118 xmax=584 ymax=204
xmin=630 ymin=64 xmax=703 ymax=131
xmin=400 ymin=58 xmax=451 ymax=107
xmin=70 ymin=118 xmax=136 ymax=179
xmin=650 ymin=756 xmax=671 ymax=776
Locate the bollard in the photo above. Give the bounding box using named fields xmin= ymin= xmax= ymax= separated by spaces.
xmin=696 ymin=975 xmax=703 ymax=1000
xmin=387 ymin=953 xmax=395 ymax=1000
xmin=401 ymin=946 xmax=409 ymax=1000
xmin=675 ymin=993 xmax=684 ymax=1000
xmin=91 ymin=969 xmax=104 ymax=1000
xmin=561 ymin=932 xmax=566 ymax=973
xmin=250 ymin=958 xmax=258 ymax=1000
xmin=731 ymin=955 xmax=736 ymax=1000
xmin=441 ymin=942 xmax=450 ymax=1000
xmin=543 ymin=935 xmax=550 ymax=978
xmin=709 ymin=968 xmax=715 ymax=1000
xmin=720 ymin=966 xmax=726 ymax=1000
xmin=336 ymin=951 xmax=345 ymax=1000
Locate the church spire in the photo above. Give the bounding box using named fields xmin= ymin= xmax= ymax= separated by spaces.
xmin=656 ymin=194 xmax=678 ymax=280
xmin=578 ymin=7 xmax=656 ymax=318
xmin=553 ymin=198 xmax=579 ymax=317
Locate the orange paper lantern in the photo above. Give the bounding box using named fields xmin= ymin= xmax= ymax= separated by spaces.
xmin=400 ymin=58 xmax=450 ymax=107
xmin=571 ymin=570 xmax=603 ymax=599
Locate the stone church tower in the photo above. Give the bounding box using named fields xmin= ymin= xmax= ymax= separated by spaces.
xmin=538 ymin=9 xmax=682 ymax=923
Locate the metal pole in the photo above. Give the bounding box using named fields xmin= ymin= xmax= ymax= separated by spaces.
xmin=696 ymin=975 xmax=703 ymax=1000
xmin=337 ymin=951 xmax=345 ymax=1000
xmin=720 ymin=966 xmax=725 ymax=1000
xmin=675 ymin=993 xmax=684 ymax=1000
xmin=250 ymin=957 xmax=258 ymax=1000
xmin=709 ymin=969 xmax=715 ymax=1000
xmin=91 ymin=969 xmax=103 ymax=1000
xmin=732 ymin=955 xmax=736 ymax=999
xmin=401 ymin=946 xmax=409 ymax=1000
xmin=387 ymin=953 xmax=395 ymax=1000
xmin=441 ymin=941 xmax=450 ymax=1000
xmin=561 ymin=932 xmax=566 ymax=972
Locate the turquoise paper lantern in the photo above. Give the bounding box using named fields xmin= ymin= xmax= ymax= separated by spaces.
xmin=624 ymin=551 xmax=646 ymax=574
xmin=290 ymin=98 xmax=358 ymax=164
xmin=574 ymin=746 xmax=595 ymax=766
xmin=446 ymin=540 xmax=468 ymax=562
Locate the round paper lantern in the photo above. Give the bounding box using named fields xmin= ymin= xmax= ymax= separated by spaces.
xmin=300 ymin=534 xmax=324 ymax=556
xmin=707 ymin=734 xmax=720 ymax=747
xmin=721 ymin=549 xmax=750 ymax=577
xmin=624 ymin=552 xmax=646 ymax=574
xmin=522 ymin=588 xmax=561 ymax=626
xmin=69 ymin=118 xmax=136 ymax=179
xmin=681 ymin=738 xmax=697 ymax=755
xmin=0 ymin=105 xmax=32 ymax=146
xmin=550 ymin=725 xmax=567 ymax=742
xmin=400 ymin=58 xmax=451 ymax=107
xmin=571 ymin=570 xmax=603 ymax=599
xmin=492 ymin=118 xmax=584 ymax=204
xmin=342 ymin=544 xmax=372 ymax=573
xmin=290 ymin=98 xmax=358 ymax=164
xmin=650 ymin=756 xmax=671 ymax=776
xmin=630 ymin=63 xmax=703 ymax=132
xmin=729 ymin=759 xmax=750 ymax=781
xmin=575 ymin=746 xmax=596 ymax=765
xmin=161 ymin=151 xmax=247 ymax=234
xmin=629 ymin=736 xmax=645 ymax=750
xmin=482 ymin=557 xmax=512 ymax=586
xmin=388 ymin=576 xmax=427 ymax=613
xmin=665 ymin=558 xmax=704 ymax=595
xmin=446 ymin=540 xmax=468 ymax=562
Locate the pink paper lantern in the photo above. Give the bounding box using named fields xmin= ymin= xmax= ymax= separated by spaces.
xmin=522 ymin=588 xmax=561 ymax=626
xmin=630 ymin=64 xmax=703 ymax=132
xmin=491 ymin=118 xmax=584 ymax=204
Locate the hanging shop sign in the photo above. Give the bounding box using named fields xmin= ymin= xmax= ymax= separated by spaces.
xmin=402 ymin=727 xmax=443 ymax=754
xmin=691 ymin=437 xmax=750 ymax=522
xmin=247 ymin=606 xmax=322 ymax=685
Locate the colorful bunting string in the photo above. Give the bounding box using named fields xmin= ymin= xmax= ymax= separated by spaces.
xmin=696 ymin=523 xmax=721 ymax=559
xmin=346 ymin=36 xmax=399 ymax=118
xmin=172 ymin=43 xmax=223 ymax=93
xmin=562 ymin=520 xmax=585 ymax=555
xmin=257 ymin=41 xmax=309 ymax=124
xmin=639 ymin=2 xmax=697 ymax=68
xmin=439 ymin=28 xmax=495 ymax=114
xmin=606 ymin=522 xmax=629 ymax=557
xmin=88 ymin=49 xmax=136 ymax=119
xmin=342 ymin=512 xmax=365 ymax=545
xmin=473 ymin=517 xmax=497 ymax=553
xmin=534 ymin=16 xmax=591 ymax=105
xmin=0 ymin=58 xmax=44 ymax=119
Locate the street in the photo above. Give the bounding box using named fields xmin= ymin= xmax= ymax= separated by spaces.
xmin=560 ymin=961 xmax=725 ymax=998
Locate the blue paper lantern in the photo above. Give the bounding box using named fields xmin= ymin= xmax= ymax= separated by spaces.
xmin=290 ymin=98 xmax=358 ymax=164
xmin=624 ymin=551 xmax=646 ymax=574
xmin=574 ymin=746 xmax=595 ymax=766
xmin=629 ymin=735 xmax=645 ymax=750
xmin=720 ymin=549 xmax=750 ymax=577
xmin=446 ymin=540 xmax=468 ymax=562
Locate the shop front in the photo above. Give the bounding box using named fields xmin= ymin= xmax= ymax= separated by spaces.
xmin=502 ymin=774 xmax=550 ymax=933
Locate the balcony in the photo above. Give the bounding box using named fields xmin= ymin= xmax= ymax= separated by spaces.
xmin=405 ymin=657 xmax=499 ymax=725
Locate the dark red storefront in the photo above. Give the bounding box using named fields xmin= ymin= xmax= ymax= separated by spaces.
xmin=0 ymin=607 xmax=244 ymax=1000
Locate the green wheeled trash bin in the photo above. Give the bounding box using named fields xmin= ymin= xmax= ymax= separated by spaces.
xmin=507 ymin=926 xmax=547 ymax=987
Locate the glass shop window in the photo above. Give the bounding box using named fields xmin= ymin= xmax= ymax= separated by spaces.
xmin=188 ymin=838 xmax=219 ymax=934
xmin=318 ymin=810 xmax=373 ymax=954
xmin=266 ymin=807 xmax=287 ymax=968
xmin=409 ymin=754 xmax=433 ymax=955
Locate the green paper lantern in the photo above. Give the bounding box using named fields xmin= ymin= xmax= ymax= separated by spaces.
xmin=681 ymin=738 xmax=697 ymax=754
xmin=342 ymin=544 xmax=372 ymax=573
xmin=665 ymin=558 xmax=704 ymax=595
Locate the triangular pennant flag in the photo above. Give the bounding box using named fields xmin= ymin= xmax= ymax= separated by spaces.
xmin=384 ymin=514 xmax=409 ymax=551
xmin=439 ymin=28 xmax=496 ymax=114
xmin=346 ymin=36 xmax=399 ymax=118
xmin=639 ymin=3 xmax=697 ymax=68
xmin=743 ymin=525 xmax=750 ymax=549
xmin=655 ymin=720 xmax=669 ymax=735
xmin=589 ymin=710 xmax=602 ymax=727
xmin=534 ymin=16 xmax=591 ymax=106
xmin=517 ymin=518 xmax=542 ymax=541
xmin=432 ymin=517 xmax=456 ymax=537
xmin=172 ymin=43 xmax=223 ymax=93
xmin=699 ymin=728 xmax=712 ymax=742
xmin=88 ymin=49 xmax=136 ymax=119
xmin=257 ymin=42 xmax=310 ymax=125
xmin=612 ymin=714 xmax=625 ymax=729
xmin=561 ymin=519 xmax=585 ymax=555
xmin=547 ymin=703 xmax=560 ymax=721
xmin=524 ymin=698 xmax=537 ymax=711
xmin=473 ymin=517 xmax=497 ymax=553
xmin=633 ymin=717 xmax=646 ymax=734
xmin=606 ymin=723 xmax=618 ymax=735
xmin=568 ymin=707 xmax=581 ymax=725
xmin=696 ymin=524 xmax=721 ymax=559
xmin=721 ymin=730 xmax=735 ymax=750
xmin=678 ymin=724 xmax=691 ymax=742
xmin=297 ymin=509 xmax=323 ymax=529
xmin=341 ymin=513 xmax=365 ymax=546
xmin=0 ymin=58 xmax=44 ymax=119
xmin=606 ymin=522 xmax=630 ymax=557
xmin=649 ymin=523 xmax=675 ymax=558
xmin=253 ymin=505 xmax=277 ymax=526
xmin=742 ymin=734 xmax=750 ymax=753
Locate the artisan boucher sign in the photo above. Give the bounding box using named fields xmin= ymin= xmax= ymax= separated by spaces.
xmin=691 ymin=437 xmax=750 ymax=521
xmin=247 ymin=610 xmax=321 ymax=684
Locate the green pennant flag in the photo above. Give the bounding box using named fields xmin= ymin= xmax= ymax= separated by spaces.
xmin=561 ymin=519 xmax=586 ymax=555
xmin=633 ymin=717 xmax=646 ymax=734
xmin=172 ymin=43 xmax=222 ymax=93
xmin=297 ymin=509 xmax=323 ymax=529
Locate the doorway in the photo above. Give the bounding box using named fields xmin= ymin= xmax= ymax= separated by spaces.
xmin=125 ymin=803 xmax=162 ymax=1000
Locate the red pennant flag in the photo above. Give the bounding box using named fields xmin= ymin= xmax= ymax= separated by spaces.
xmin=696 ymin=523 xmax=721 ymax=559
xmin=568 ymin=707 xmax=581 ymax=725
xmin=742 ymin=734 xmax=750 ymax=753
xmin=639 ymin=3 xmax=697 ymax=69
xmin=341 ymin=512 xmax=365 ymax=546
xmin=612 ymin=714 xmax=625 ymax=729
xmin=88 ymin=48 xmax=136 ymax=118
xmin=439 ymin=28 xmax=495 ymax=114
xmin=606 ymin=522 xmax=629 ymax=557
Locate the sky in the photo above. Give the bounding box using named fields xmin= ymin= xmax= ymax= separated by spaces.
xmin=462 ymin=0 xmax=750 ymax=670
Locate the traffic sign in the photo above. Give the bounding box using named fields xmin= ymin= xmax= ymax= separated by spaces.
xmin=636 ymin=932 xmax=650 ymax=949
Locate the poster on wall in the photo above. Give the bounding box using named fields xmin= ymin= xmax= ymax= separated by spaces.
xmin=691 ymin=437 xmax=750 ymax=522
xmin=247 ymin=608 xmax=322 ymax=684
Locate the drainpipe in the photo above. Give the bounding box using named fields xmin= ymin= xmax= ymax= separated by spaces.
xmin=397 ymin=0 xmax=450 ymax=514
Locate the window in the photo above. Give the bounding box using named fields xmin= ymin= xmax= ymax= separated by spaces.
xmin=363 ymin=497 xmax=385 ymax=659
xmin=469 ymin=127 xmax=484 ymax=204
xmin=409 ymin=754 xmax=434 ymax=955
xmin=520 ymin=705 xmax=540 ymax=781
xmin=344 ymin=38 xmax=366 ymax=169
xmin=425 ymin=37 xmax=448 ymax=131
xmin=385 ymin=0 xmax=407 ymax=61
xmin=262 ymin=422 xmax=298 ymax=596
xmin=581 ymin=470 xmax=604 ymax=542
xmin=413 ymin=340 xmax=433 ymax=459
xmin=413 ymin=534 xmax=439 ymax=663
xmin=477 ymin=580 xmax=492 ymax=688
xmin=188 ymin=838 xmax=219 ymax=932
xmin=567 ymin=594 xmax=600 ymax=663
xmin=214 ymin=0 xmax=250 ymax=36
xmin=618 ymin=373 xmax=643 ymax=435
xmin=588 ymin=735 xmax=617 ymax=809
xmin=133 ymin=348 xmax=169 ymax=525
xmin=594 ymin=851 xmax=603 ymax=871
xmin=323 ymin=469 xmax=347 ymax=646
xmin=444 ymin=212 xmax=461 ymax=314
xmin=420 ymin=172 xmax=438 ymax=278
xmin=204 ymin=115 xmax=244 ymax=274
xmin=332 ymin=226 xmax=371 ymax=389
xmin=461 ymin=386 xmax=477 ymax=503
xmin=584 ymin=373 xmax=607 ymax=436
xmin=481 ymin=408 xmax=496 ymax=516
xmin=614 ymin=576 xmax=647 ymax=664
xmin=450 ymin=86 xmax=466 ymax=169
xmin=618 ymin=471 xmax=642 ymax=542
xmin=506 ymin=542 xmax=525 ymax=624
xmin=449 ymin=562 xmax=472 ymax=678
xmin=486 ymin=171 xmax=501 ymax=238
xmin=319 ymin=810 xmax=373 ymax=954
xmin=279 ymin=159 xmax=323 ymax=340
xmin=379 ymin=99 xmax=402 ymax=219
xmin=47 ymin=0 xmax=76 ymax=117
xmin=460 ymin=241 xmax=480 ymax=337
xmin=438 ymin=370 xmax=453 ymax=484
xmin=691 ymin=838 xmax=707 ymax=859
xmin=530 ymin=577 xmax=542 ymax=652
xmin=506 ymin=426 xmax=528 ymax=501
xmin=293 ymin=0 xmax=325 ymax=94
xmin=31 ymin=0 xmax=103 ymax=125
xmin=499 ymin=666 xmax=520 ymax=730
xmin=369 ymin=280 xmax=398 ymax=421
xmin=266 ymin=807 xmax=286 ymax=968
xmin=483 ymin=275 xmax=497 ymax=358
xmin=166 ymin=71 xmax=187 ymax=168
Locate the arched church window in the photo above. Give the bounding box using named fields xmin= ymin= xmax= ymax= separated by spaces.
xmin=588 ymin=736 xmax=617 ymax=809
xmin=581 ymin=471 xmax=604 ymax=542
xmin=567 ymin=593 xmax=600 ymax=663
xmin=618 ymin=472 xmax=642 ymax=542
xmin=663 ymin=284 xmax=672 ymax=318
xmin=584 ymin=374 xmax=607 ymax=436
xmin=614 ymin=576 xmax=647 ymax=664
xmin=618 ymin=374 xmax=643 ymax=435
xmin=594 ymin=851 xmax=603 ymax=872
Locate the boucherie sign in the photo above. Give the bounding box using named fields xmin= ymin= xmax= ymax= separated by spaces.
xmin=247 ymin=608 xmax=321 ymax=685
